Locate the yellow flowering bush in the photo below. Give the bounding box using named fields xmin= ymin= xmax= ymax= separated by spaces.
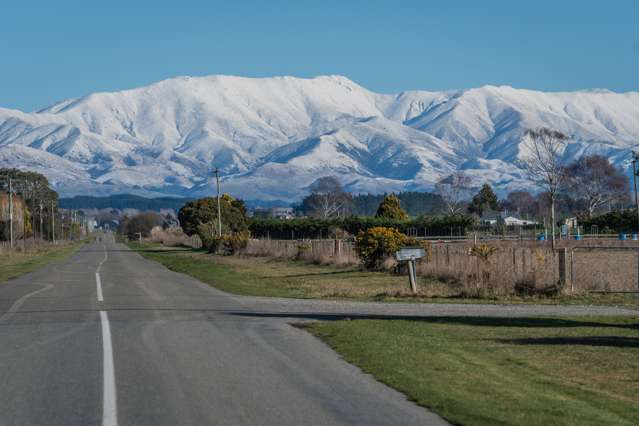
xmin=355 ymin=226 xmax=408 ymax=270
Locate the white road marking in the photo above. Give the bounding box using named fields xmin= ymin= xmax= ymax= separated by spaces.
xmin=100 ymin=310 xmax=118 ymax=426
xmin=0 ymin=284 xmax=53 ymax=323
xmin=96 ymin=273 xmax=104 ymax=302
xmin=96 ymin=244 xmax=108 ymax=302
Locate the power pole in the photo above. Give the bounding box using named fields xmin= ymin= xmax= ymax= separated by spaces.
xmin=8 ymin=178 xmax=13 ymax=249
xmin=633 ymin=152 xmax=639 ymax=232
xmin=51 ymin=200 xmax=56 ymax=245
xmin=39 ymin=201 xmax=43 ymax=242
xmin=22 ymin=203 xmax=26 ymax=252
xmin=214 ymin=168 xmax=222 ymax=237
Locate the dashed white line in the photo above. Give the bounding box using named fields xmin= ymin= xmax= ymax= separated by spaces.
xmin=100 ymin=310 xmax=118 ymax=426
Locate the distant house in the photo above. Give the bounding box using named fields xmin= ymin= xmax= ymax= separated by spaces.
xmin=269 ymin=207 xmax=295 ymax=220
xmin=480 ymin=210 xmax=539 ymax=227
xmin=479 ymin=211 xmax=503 ymax=226
xmin=251 ymin=206 xmax=295 ymax=220
xmin=502 ymin=216 xmax=539 ymax=226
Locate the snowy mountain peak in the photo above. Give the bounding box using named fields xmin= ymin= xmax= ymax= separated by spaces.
xmin=1 ymin=74 xmax=638 ymax=202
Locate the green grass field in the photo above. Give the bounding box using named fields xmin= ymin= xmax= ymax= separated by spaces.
xmin=307 ymin=316 xmax=639 ymax=426
xmin=127 ymin=242 xmax=639 ymax=308
xmin=0 ymin=240 xmax=87 ymax=283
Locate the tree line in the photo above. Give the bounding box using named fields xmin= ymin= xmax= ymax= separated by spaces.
xmin=0 ymin=168 xmax=84 ymax=242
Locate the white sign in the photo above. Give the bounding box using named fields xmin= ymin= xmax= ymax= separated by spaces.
xmin=395 ymin=247 xmax=426 ymax=261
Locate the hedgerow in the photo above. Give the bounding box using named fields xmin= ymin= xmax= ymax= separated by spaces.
xmin=249 ymin=214 xmax=473 ymax=240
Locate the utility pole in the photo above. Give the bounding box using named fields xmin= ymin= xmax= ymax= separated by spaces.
xmin=22 ymin=204 xmax=26 ymax=252
xmin=214 ymin=168 xmax=222 ymax=237
xmin=8 ymin=178 xmax=13 ymax=249
xmin=39 ymin=201 xmax=43 ymax=242
xmin=633 ymin=152 xmax=639 ymax=232
xmin=51 ymin=200 xmax=56 ymax=245
xmin=0 ymin=176 xmax=16 ymax=249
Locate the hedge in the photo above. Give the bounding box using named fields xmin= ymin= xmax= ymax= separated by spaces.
xmin=578 ymin=210 xmax=638 ymax=234
xmin=249 ymin=214 xmax=473 ymax=239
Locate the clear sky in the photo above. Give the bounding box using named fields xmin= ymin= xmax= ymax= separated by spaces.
xmin=1 ymin=0 xmax=638 ymax=111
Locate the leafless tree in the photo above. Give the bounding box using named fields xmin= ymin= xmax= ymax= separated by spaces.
xmin=565 ymin=155 xmax=629 ymax=218
xmin=302 ymin=176 xmax=352 ymax=218
xmin=435 ymin=172 xmax=472 ymax=214
xmin=521 ymin=128 xmax=568 ymax=249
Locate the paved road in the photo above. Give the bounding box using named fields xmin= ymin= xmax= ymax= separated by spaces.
xmin=1 ymin=235 xmax=636 ymax=425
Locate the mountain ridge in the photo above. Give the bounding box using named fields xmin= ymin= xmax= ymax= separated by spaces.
xmin=1 ymin=74 xmax=638 ymax=201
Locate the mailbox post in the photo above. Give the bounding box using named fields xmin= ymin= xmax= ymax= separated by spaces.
xmin=395 ymin=247 xmax=426 ymax=294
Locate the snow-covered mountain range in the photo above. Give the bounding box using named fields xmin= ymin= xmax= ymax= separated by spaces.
xmin=1 ymin=75 xmax=638 ymax=202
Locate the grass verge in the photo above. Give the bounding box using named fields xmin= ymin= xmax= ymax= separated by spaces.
xmin=306 ymin=316 xmax=639 ymax=426
xmin=126 ymin=242 xmax=639 ymax=307
xmin=0 ymin=240 xmax=87 ymax=283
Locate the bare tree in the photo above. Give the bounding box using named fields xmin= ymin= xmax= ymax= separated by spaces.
xmin=565 ymin=155 xmax=628 ymax=218
xmin=502 ymin=190 xmax=536 ymax=217
xmin=435 ymin=172 xmax=472 ymax=214
xmin=521 ymin=128 xmax=568 ymax=249
xmin=301 ymin=176 xmax=352 ymax=218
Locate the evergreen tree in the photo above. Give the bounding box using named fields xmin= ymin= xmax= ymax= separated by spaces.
xmin=375 ymin=194 xmax=409 ymax=220
xmin=468 ymin=183 xmax=500 ymax=216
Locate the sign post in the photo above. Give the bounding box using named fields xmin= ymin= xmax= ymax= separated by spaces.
xmin=395 ymin=247 xmax=426 ymax=295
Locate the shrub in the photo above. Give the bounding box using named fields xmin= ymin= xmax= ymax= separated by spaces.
xmin=355 ymin=226 xmax=408 ymax=270
xmin=296 ymin=242 xmax=312 ymax=259
xmin=149 ymin=226 xmax=189 ymax=247
xmin=207 ymin=231 xmax=249 ymax=255
xmin=468 ymin=244 xmax=498 ymax=261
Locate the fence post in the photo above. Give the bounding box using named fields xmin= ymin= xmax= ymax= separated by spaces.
xmin=558 ymin=247 xmax=571 ymax=292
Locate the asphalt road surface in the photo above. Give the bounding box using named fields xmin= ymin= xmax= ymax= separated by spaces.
xmin=1 ymin=235 xmax=636 ymax=425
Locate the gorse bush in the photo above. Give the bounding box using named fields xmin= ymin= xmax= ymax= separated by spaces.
xmin=200 ymin=228 xmax=249 ymax=255
xmin=355 ymin=226 xmax=408 ymax=270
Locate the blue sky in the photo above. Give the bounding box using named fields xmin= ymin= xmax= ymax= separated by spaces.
xmin=1 ymin=0 xmax=637 ymax=111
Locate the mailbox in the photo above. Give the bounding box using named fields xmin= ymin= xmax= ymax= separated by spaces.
xmin=395 ymin=247 xmax=426 ymax=261
xmin=395 ymin=246 xmax=426 ymax=294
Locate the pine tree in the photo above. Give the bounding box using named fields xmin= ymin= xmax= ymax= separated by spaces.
xmin=468 ymin=184 xmax=500 ymax=216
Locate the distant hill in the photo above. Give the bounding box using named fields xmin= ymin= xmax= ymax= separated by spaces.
xmin=59 ymin=194 xmax=192 ymax=211
xmin=2 ymin=74 xmax=639 ymax=201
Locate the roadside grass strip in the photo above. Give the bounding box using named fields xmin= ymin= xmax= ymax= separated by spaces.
xmin=307 ymin=316 xmax=639 ymax=426
xmin=0 ymin=241 xmax=87 ymax=283
xmin=127 ymin=242 xmax=639 ymax=308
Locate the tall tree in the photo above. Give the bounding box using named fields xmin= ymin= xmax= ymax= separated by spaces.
xmin=301 ymin=176 xmax=352 ymax=218
xmin=178 ymin=194 xmax=248 ymax=236
xmin=468 ymin=183 xmax=500 ymax=216
xmin=502 ymin=190 xmax=536 ymax=217
xmin=435 ymin=172 xmax=472 ymax=214
xmin=0 ymin=168 xmax=58 ymax=240
xmin=521 ymin=128 xmax=568 ymax=249
xmin=564 ymin=155 xmax=628 ymax=218
xmin=375 ymin=194 xmax=409 ymax=220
